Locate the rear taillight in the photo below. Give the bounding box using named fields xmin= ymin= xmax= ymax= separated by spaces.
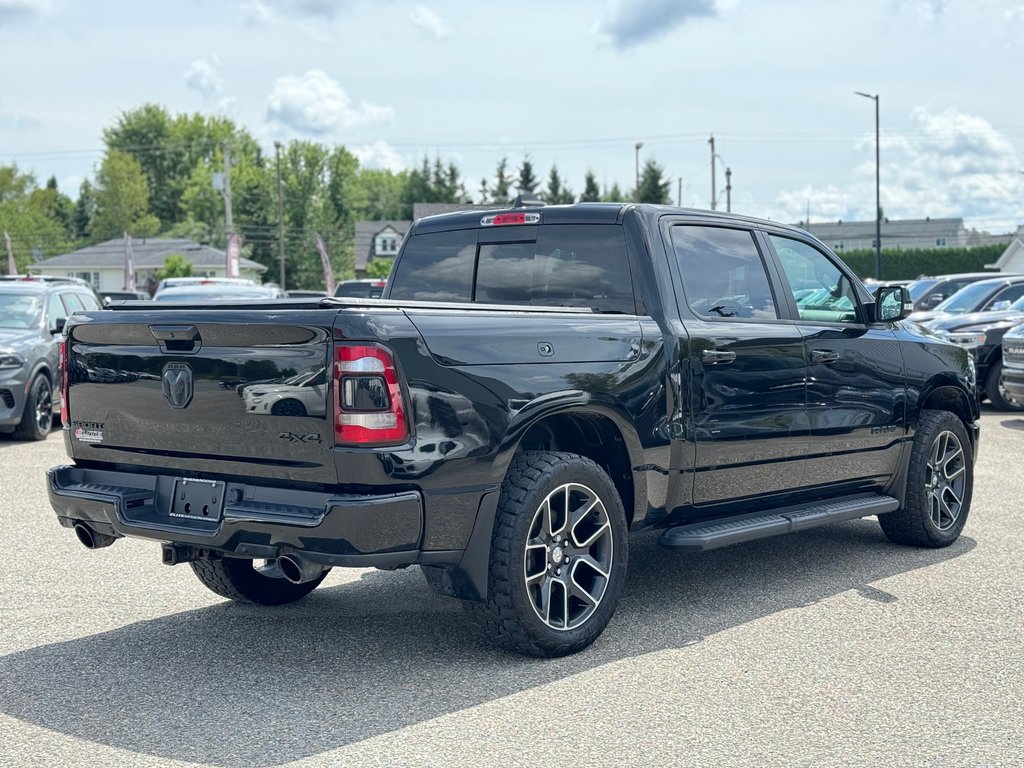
xmin=59 ymin=339 xmax=69 ymax=423
xmin=333 ymin=344 xmax=408 ymax=445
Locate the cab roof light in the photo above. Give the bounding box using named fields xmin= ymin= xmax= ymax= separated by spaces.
xmin=481 ymin=212 xmax=540 ymax=227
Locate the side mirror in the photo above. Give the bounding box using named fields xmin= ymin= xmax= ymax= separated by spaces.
xmin=925 ymin=293 xmax=944 ymax=308
xmin=51 ymin=317 xmax=67 ymax=335
xmin=990 ymin=300 xmax=1011 ymax=311
xmin=875 ymin=285 xmax=910 ymax=322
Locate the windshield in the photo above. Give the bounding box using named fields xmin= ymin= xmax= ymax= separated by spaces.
xmin=0 ymin=293 xmax=43 ymax=329
xmin=907 ymin=278 xmax=938 ymax=302
xmin=934 ymin=281 xmax=998 ymax=313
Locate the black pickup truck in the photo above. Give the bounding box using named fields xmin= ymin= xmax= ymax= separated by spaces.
xmin=48 ymin=204 xmax=979 ymax=657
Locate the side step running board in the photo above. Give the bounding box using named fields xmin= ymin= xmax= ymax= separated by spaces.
xmin=657 ymin=494 xmax=899 ymax=552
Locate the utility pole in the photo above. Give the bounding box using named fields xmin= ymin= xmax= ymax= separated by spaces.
xmin=709 ymin=135 xmax=717 ymax=211
xmin=855 ymin=91 xmax=882 ymax=279
xmin=634 ymin=142 xmax=643 ymax=196
xmin=725 ymin=167 xmax=732 ymax=213
xmin=677 ymin=177 xmax=682 ymax=207
xmin=274 ymin=141 xmax=285 ymax=290
xmin=221 ymin=143 xmax=233 ymax=237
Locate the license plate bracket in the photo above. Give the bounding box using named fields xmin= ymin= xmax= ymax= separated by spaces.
xmin=170 ymin=478 xmax=226 ymax=522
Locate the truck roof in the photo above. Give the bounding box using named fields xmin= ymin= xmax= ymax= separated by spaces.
xmin=410 ymin=202 xmax=816 ymax=240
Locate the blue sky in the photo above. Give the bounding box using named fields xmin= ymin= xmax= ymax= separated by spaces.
xmin=2 ymin=0 xmax=1023 ymax=231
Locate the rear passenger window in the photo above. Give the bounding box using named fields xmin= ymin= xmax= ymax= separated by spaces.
xmin=475 ymin=225 xmax=634 ymax=313
xmin=670 ymin=226 xmax=778 ymax=319
xmin=388 ymin=230 xmax=477 ymax=303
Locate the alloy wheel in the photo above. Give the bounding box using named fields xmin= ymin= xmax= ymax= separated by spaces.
xmin=523 ymin=482 xmax=614 ymax=631
xmin=925 ymin=430 xmax=966 ymax=531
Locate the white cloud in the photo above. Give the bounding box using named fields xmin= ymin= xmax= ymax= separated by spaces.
xmin=410 ymin=5 xmax=449 ymax=38
xmin=595 ymin=0 xmax=718 ymax=50
xmin=242 ymin=0 xmax=347 ymax=23
xmin=0 ymin=0 xmax=51 ymax=25
xmin=184 ymin=55 xmax=224 ymax=99
xmin=774 ymin=107 xmax=1024 ymax=231
xmin=265 ymin=70 xmax=394 ymax=135
xmin=353 ymin=141 xmax=407 ymax=173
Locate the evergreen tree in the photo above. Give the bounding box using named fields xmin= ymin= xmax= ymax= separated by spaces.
xmin=545 ymin=165 xmax=574 ymax=204
xmin=73 ymin=180 xmax=95 ymax=240
xmin=516 ymin=155 xmax=538 ymax=194
xmin=580 ymin=170 xmax=601 ymax=202
xmin=602 ymin=182 xmax=624 ymax=202
xmin=478 ymin=177 xmax=490 ymax=204
xmin=493 ymin=157 xmax=512 ymax=204
xmin=635 ymin=159 xmax=671 ymax=204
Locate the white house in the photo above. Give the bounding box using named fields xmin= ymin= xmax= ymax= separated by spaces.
xmin=986 ymin=226 xmax=1024 ymax=273
xmin=30 ymin=238 xmax=267 ymax=293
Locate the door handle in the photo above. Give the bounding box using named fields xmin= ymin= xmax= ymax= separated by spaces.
xmin=810 ymin=349 xmax=840 ymax=365
xmin=701 ymin=349 xmax=736 ymax=365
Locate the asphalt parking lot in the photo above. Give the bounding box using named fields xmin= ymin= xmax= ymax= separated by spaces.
xmin=1 ymin=411 xmax=1021 ymax=767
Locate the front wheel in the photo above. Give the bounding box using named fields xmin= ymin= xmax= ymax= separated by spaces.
xmin=985 ymin=359 xmax=1024 ymax=411
xmin=878 ymin=409 xmax=973 ymax=547
xmin=465 ymin=451 xmax=628 ymax=657
xmin=190 ymin=557 xmax=328 ymax=605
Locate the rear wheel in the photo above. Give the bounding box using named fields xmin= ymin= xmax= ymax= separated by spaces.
xmin=190 ymin=558 xmax=328 ymax=605
xmin=465 ymin=451 xmax=628 ymax=657
xmin=985 ymin=359 xmax=1023 ymax=411
xmin=878 ymin=409 xmax=972 ymax=547
xmin=13 ymin=374 xmax=52 ymax=441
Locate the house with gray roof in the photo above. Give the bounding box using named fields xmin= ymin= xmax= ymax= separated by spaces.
xmin=986 ymin=225 xmax=1024 ymax=273
xmin=354 ymin=203 xmax=496 ymax=277
xmin=803 ymin=217 xmax=970 ymax=252
xmin=30 ymin=238 xmax=267 ymax=293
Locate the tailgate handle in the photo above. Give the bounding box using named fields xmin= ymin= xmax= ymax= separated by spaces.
xmin=150 ymin=325 xmax=202 ymax=355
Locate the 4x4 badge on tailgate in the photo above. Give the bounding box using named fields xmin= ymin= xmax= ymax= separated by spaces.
xmin=162 ymin=363 xmax=194 ymax=409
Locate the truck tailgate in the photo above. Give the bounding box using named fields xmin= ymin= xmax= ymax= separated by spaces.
xmin=66 ymin=310 xmax=338 ymax=484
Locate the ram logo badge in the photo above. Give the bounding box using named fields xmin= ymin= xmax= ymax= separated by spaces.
xmin=162 ymin=363 xmax=194 ymax=409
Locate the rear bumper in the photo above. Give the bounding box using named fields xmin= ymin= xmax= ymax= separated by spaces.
xmin=47 ymin=464 xmax=458 ymax=569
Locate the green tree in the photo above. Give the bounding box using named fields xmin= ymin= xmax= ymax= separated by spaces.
xmin=580 ymin=170 xmax=601 ymax=202
xmin=545 ymin=165 xmax=574 ymax=204
xmin=91 ymin=150 xmax=160 ymax=241
xmin=366 ymin=258 xmax=393 ymax=279
xmin=516 ymin=156 xmax=538 ymax=194
xmin=602 ymin=182 xmax=624 ymax=202
xmin=155 ymin=253 xmax=193 ymax=280
xmin=493 ymin=157 xmax=512 ymax=204
xmin=634 ymin=159 xmax=671 ymax=204
xmin=0 ymin=164 xmax=78 ymax=270
xmin=354 ymin=168 xmax=408 ymax=221
xmin=73 ymin=180 xmax=96 ymax=240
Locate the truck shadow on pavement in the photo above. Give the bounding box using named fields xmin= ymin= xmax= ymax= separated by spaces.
xmin=0 ymin=520 xmax=974 ymax=767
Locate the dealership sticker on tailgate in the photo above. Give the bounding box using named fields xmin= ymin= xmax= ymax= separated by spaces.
xmin=72 ymin=421 xmax=104 ymax=443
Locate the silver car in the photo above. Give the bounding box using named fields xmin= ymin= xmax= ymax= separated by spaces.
xmin=0 ymin=277 xmax=101 ymax=440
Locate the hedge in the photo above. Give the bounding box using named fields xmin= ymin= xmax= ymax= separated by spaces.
xmin=836 ymin=244 xmax=1007 ymax=281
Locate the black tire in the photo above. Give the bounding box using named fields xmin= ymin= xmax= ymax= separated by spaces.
xmin=190 ymin=558 xmax=328 ymax=605
xmin=465 ymin=451 xmax=628 ymax=657
xmin=878 ymin=409 xmax=973 ymax=547
xmin=271 ymin=398 xmax=307 ymax=417
xmin=13 ymin=374 xmax=53 ymax=441
xmin=985 ymin=359 xmax=1023 ymax=411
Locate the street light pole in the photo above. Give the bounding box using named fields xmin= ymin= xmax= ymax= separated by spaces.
xmin=274 ymin=141 xmax=285 ymax=290
xmin=855 ymin=91 xmax=882 ymax=280
xmin=634 ymin=142 xmax=643 ymax=196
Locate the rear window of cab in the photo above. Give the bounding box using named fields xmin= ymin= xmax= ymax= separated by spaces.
xmin=388 ymin=224 xmax=636 ymax=314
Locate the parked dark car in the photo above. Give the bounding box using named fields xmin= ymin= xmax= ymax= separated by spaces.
xmin=927 ymin=295 xmax=1024 ymax=410
xmin=907 ymin=272 xmax=1014 ymax=312
xmin=1001 ymin=323 xmax=1024 ymax=402
xmin=333 ymin=279 xmax=386 ymax=298
xmin=908 ymin=274 xmax=1024 ymax=324
xmin=0 ymin=276 xmax=101 ymax=440
xmin=47 ymin=204 xmax=979 ymax=656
